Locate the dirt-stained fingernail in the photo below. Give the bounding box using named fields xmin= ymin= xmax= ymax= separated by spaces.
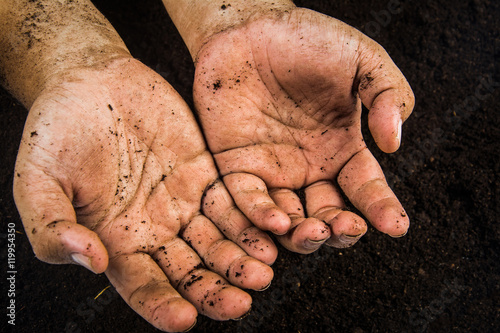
xmin=233 ymin=307 xmax=252 ymax=321
xmin=339 ymin=233 xmax=363 ymax=245
xmin=304 ymin=238 xmax=327 ymax=250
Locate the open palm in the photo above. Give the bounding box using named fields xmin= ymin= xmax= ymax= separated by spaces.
xmin=193 ymin=8 xmax=415 ymax=253
xmin=14 ymin=58 xmax=275 ymax=332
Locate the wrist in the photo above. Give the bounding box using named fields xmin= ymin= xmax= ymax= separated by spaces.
xmin=0 ymin=0 xmax=130 ymax=108
xmin=162 ymin=0 xmax=296 ymax=62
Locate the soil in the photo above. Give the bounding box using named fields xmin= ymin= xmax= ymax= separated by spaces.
xmin=1 ymin=0 xmax=499 ymax=332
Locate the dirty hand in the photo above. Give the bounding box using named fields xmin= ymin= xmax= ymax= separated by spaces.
xmin=13 ymin=58 xmax=275 ymax=332
xmin=2 ymin=1 xmax=276 ymax=330
xmin=165 ymin=2 xmax=415 ymax=254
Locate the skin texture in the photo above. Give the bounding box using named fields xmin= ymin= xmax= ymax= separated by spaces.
xmin=163 ymin=3 xmax=415 ymax=253
xmin=1 ymin=1 xmax=276 ymax=331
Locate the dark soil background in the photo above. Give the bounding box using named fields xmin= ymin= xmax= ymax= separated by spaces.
xmin=1 ymin=0 xmax=499 ymax=332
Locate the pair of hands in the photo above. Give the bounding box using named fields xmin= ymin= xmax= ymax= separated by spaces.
xmin=14 ymin=7 xmax=413 ymax=333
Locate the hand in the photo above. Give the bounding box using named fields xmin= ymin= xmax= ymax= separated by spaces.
xmin=191 ymin=8 xmax=415 ymax=253
xmin=13 ymin=58 xmax=275 ymax=332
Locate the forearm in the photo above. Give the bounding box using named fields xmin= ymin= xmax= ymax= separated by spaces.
xmin=0 ymin=0 xmax=130 ymax=108
xmin=161 ymin=0 xmax=295 ymax=61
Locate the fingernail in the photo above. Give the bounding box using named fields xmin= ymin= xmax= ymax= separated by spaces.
xmin=339 ymin=233 xmax=363 ymax=245
xmin=396 ymin=118 xmax=402 ymax=145
xmin=71 ymin=253 xmax=96 ymax=273
xmin=391 ymin=229 xmax=408 ymax=238
xmin=304 ymin=238 xmax=327 ymax=250
xmin=182 ymin=319 xmax=197 ymax=333
xmin=258 ymin=281 xmax=272 ymax=291
xmin=233 ymin=308 xmax=252 ymax=321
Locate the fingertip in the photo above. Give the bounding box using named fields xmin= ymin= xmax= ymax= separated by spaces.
xmin=326 ymin=211 xmax=368 ymax=248
xmin=70 ymin=244 xmax=109 ymax=274
xmin=218 ymin=286 xmax=252 ymax=321
xmin=277 ymin=218 xmax=330 ymax=254
xmin=388 ymin=210 xmax=410 ymax=238
xmin=237 ymin=227 xmax=278 ymax=265
xmin=260 ymin=205 xmax=291 ymax=235
xmin=222 ymin=173 xmax=291 ymax=235
xmin=256 ymin=240 xmax=278 ymax=266
xmin=260 ymin=245 xmax=278 ymax=266
xmin=368 ymin=106 xmax=401 ymax=154
xmin=61 ymin=223 xmax=108 ymax=273
xmin=248 ymin=203 xmax=291 ymax=235
xmin=367 ymin=198 xmax=410 ymax=237
xmin=329 ymin=211 xmax=367 ymax=236
xmin=231 ymin=257 xmax=274 ymax=291
xmin=199 ymin=283 xmax=252 ymax=321
xmin=153 ymin=298 xmax=198 ymax=333
xmin=31 ymin=221 xmax=108 ymax=273
xmin=89 ymin=253 xmax=109 ymax=274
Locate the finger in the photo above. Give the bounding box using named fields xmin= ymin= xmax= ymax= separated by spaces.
xmin=356 ymin=38 xmax=415 ymax=153
xmin=269 ymin=188 xmax=331 ymax=253
xmin=223 ymin=173 xmax=291 ymax=235
xmin=182 ymin=215 xmax=273 ymax=291
xmin=152 ymin=238 xmax=252 ymax=321
xmin=106 ymin=252 xmax=198 ymax=332
xmin=275 ymin=217 xmax=331 ymax=254
xmin=338 ymin=148 xmax=409 ymax=237
xmin=202 ymin=179 xmax=278 ymax=265
xmin=268 ymin=188 xmax=305 ymax=219
xmin=304 ymin=181 xmax=367 ymax=248
xmin=13 ymin=165 xmax=108 ymax=273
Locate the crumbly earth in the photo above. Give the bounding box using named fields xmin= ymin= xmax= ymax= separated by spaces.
xmin=1 ymin=0 xmax=498 ymax=332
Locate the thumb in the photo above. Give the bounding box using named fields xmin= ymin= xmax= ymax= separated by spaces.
xmin=14 ymin=162 xmax=108 ymax=274
xmin=356 ymin=37 xmax=415 ymax=153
